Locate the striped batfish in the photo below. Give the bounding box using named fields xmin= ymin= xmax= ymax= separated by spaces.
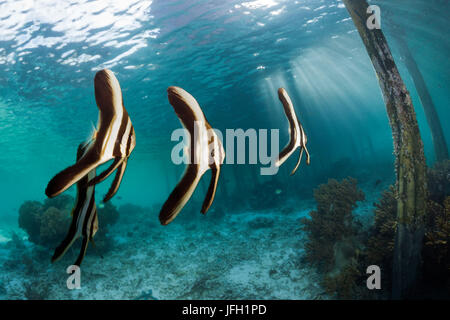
xmin=45 ymin=69 xmax=136 ymax=202
xmin=52 ymin=141 xmax=99 ymax=266
xmin=159 ymin=86 xmax=225 ymax=225
xmin=275 ymin=87 xmax=310 ymax=175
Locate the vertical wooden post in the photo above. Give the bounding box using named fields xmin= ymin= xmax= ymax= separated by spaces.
xmin=342 ymin=0 xmax=427 ymax=298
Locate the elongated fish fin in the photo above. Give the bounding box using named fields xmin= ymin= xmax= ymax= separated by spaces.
xmin=159 ymin=164 xmax=202 ymax=225
xmin=290 ymin=148 xmax=304 ymax=176
xmin=74 ymin=237 xmax=89 ymax=267
xmin=74 ymin=208 xmax=98 ymax=266
xmin=201 ymin=165 xmax=220 ymax=214
xmin=52 ymin=142 xmax=94 ymax=263
xmin=103 ymin=159 xmax=127 ymax=203
xmin=88 ymin=157 xmax=124 ymax=186
xmin=51 ymin=221 xmax=80 ymax=263
xmin=45 ymin=157 xmax=100 ymax=198
xmin=304 ymin=145 xmax=311 ymax=165
xmin=91 ymin=121 xmax=98 ymax=135
xmin=276 ymin=139 xmax=297 ymax=168
xmin=90 ymin=210 xmax=99 ymax=239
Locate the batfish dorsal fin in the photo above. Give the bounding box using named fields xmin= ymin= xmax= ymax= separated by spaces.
xmin=94 ymin=69 xmax=123 ymax=115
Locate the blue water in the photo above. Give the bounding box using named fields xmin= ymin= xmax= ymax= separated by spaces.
xmin=0 ymin=0 xmax=448 ymax=299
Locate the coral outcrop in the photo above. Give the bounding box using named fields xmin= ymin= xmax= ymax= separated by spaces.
xmin=310 ymin=160 xmax=450 ymax=299
xmin=322 ymin=261 xmax=361 ymax=300
xmin=18 ymin=196 xmax=119 ymax=258
xmin=39 ymin=206 xmax=71 ymax=247
xmin=18 ymin=197 xmax=73 ymax=247
xmin=300 ymin=178 xmax=364 ymax=274
xmin=300 ymin=177 xmax=369 ymax=299
xmin=364 ymin=186 xmax=397 ymax=294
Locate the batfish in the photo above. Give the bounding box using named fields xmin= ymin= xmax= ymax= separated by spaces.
xmin=159 ymin=86 xmax=225 ymax=225
xmin=275 ymin=87 xmax=310 ymax=175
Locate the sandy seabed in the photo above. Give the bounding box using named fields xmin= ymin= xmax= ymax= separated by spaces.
xmin=0 ymin=202 xmax=331 ymax=300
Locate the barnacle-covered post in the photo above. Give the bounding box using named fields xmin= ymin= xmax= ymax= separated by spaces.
xmin=342 ymin=0 xmax=427 ymax=298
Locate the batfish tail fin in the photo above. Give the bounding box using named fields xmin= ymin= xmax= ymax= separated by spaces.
xmin=290 ymin=148 xmax=304 ymax=176
xmin=103 ymin=158 xmax=127 ymax=203
xmin=159 ymin=164 xmax=201 ymax=226
xmin=45 ymin=157 xmax=100 ymax=198
xmin=201 ymin=165 xmax=220 ymax=214
xmin=88 ymin=157 xmax=124 ymax=187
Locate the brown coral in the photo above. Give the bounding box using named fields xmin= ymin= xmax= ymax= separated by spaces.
xmin=366 ymin=187 xmax=397 ymax=268
xmin=363 ymin=182 xmax=450 ymax=298
xmin=361 ymin=186 xmax=397 ymax=297
xmin=18 ymin=196 xmax=73 ymax=247
xmin=39 ymin=207 xmax=70 ymax=247
xmin=303 ymin=160 xmax=450 ymax=299
xmin=322 ymin=261 xmax=361 ymax=300
xmin=42 ymin=194 xmax=74 ymax=213
xmin=301 ymin=178 xmax=364 ymax=273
